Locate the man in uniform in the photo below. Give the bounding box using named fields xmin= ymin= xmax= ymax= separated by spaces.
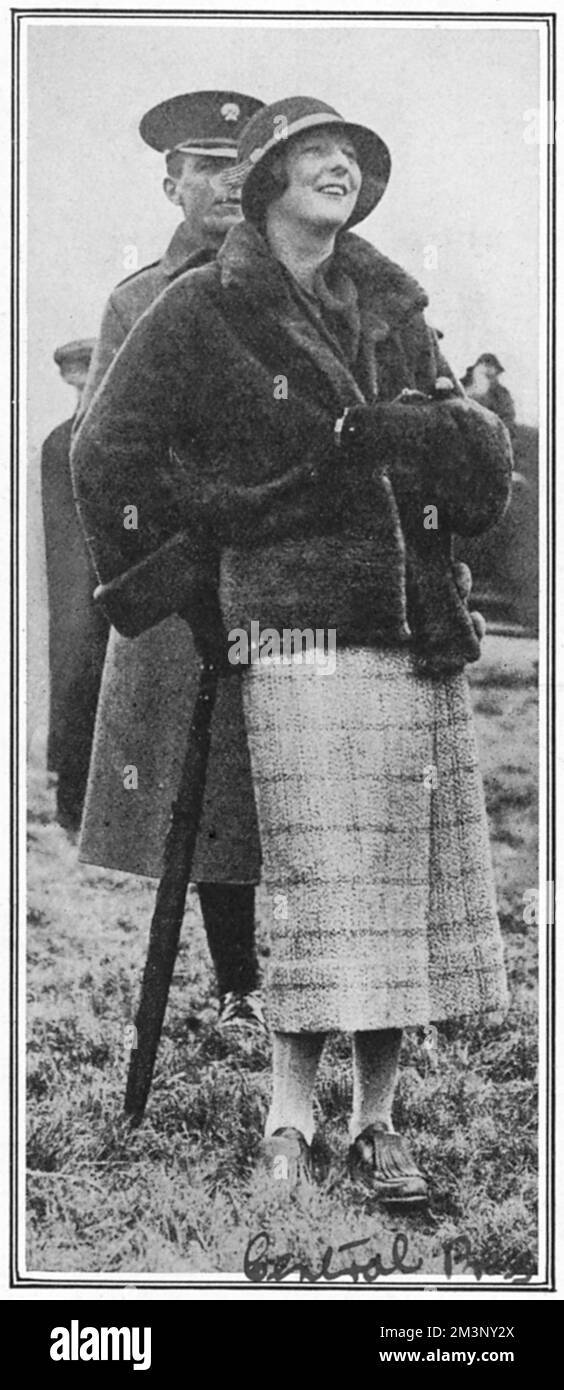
xmin=41 ymin=339 xmax=109 ymax=832
xmin=76 ymin=92 xmax=266 ymax=1029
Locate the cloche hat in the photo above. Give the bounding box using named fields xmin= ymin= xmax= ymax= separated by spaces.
xmin=224 ymin=95 xmax=391 ymax=228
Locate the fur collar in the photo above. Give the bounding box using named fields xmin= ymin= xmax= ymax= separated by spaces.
xmin=217 ymin=220 xmax=428 ymax=327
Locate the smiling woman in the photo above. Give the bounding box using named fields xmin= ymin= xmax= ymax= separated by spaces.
xmin=263 ymin=129 xmax=362 ymax=275
xmin=237 ymin=95 xmax=391 ymax=234
xmin=271 ymin=129 xmax=361 ymax=216
xmin=72 ymin=93 xmax=513 ymax=1208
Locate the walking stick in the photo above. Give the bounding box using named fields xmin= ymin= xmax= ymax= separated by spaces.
xmin=91 ymin=531 xmax=224 ymax=1124
xmin=124 ymin=657 xmax=219 ymax=1123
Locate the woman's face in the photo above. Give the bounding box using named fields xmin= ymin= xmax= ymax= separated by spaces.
xmin=272 ymin=127 xmax=362 ymax=231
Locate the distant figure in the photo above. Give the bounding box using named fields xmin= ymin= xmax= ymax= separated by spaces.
xmin=461 ymin=353 xmax=516 ymax=438
xmin=41 ymin=340 xmax=109 ymax=832
xmin=456 ymin=353 xmax=538 ymax=630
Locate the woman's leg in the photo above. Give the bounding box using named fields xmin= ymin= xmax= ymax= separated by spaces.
xmin=349 ymin=1028 xmax=427 ymax=1203
xmin=266 ymin=1031 xmax=326 ymax=1145
xmin=350 ymin=1029 xmax=403 ymax=1140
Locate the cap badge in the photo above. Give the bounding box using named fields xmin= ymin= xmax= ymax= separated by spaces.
xmin=221 ymin=102 xmax=240 ymax=123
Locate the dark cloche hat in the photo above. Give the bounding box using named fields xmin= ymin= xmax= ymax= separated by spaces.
xmin=475 ymin=353 xmax=504 ymax=373
xmin=53 ymin=339 xmax=95 ymax=369
xmin=139 ymin=90 xmax=264 ymax=157
xmin=227 ymin=95 xmax=391 ymax=228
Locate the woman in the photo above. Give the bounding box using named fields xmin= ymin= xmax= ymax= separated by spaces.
xmin=72 ymin=96 xmax=512 ymax=1204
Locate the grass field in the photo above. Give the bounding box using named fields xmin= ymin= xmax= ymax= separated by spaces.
xmin=25 ymin=635 xmax=539 ymax=1283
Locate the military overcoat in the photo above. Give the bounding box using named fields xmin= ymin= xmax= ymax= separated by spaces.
xmin=77 ymin=222 xmax=260 ymax=881
xmin=41 ymin=415 xmax=110 ymax=820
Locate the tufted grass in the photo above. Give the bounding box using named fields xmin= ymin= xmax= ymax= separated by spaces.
xmin=25 ymin=636 xmax=540 ymax=1285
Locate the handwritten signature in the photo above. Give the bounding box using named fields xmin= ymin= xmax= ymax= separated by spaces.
xmin=243 ymin=1231 xmax=531 ymax=1285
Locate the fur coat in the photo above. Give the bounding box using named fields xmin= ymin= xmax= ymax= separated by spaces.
xmin=72 ymin=221 xmax=512 ymax=676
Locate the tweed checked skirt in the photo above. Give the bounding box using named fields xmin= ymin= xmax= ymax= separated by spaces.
xmin=241 ymin=647 xmax=508 ymax=1033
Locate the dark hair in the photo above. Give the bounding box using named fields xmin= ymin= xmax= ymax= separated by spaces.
xmin=244 ymin=126 xmax=364 ymax=231
xmin=244 ymin=148 xmax=290 ymax=229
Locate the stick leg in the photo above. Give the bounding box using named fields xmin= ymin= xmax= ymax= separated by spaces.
xmin=124 ymin=661 xmax=219 ymax=1122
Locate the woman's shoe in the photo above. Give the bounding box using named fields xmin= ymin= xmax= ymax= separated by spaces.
xmin=260 ymin=1127 xmax=312 ymax=1188
xmin=348 ymin=1123 xmax=429 ymax=1207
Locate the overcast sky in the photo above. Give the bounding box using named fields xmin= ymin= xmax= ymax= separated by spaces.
xmin=22 ymin=15 xmax=543 ymax=736
xmin=24 ymin=17 xmax=541 ymax=450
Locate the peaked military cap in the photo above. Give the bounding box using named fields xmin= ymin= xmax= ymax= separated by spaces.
xmin=139 ymin=90 xmax=264 ymax=158
xmin=53 ymin=339 xmax=95 ymax=368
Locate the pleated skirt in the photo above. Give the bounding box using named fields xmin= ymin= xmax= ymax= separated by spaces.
xmin=241 ymin=647 xmax=508 ymax=1033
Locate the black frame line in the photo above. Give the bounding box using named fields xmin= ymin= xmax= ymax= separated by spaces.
xmin=11 ymin=6 xmax=557 ymax=1294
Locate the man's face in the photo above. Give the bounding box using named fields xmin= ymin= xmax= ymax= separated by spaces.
xmin=61 ymin=363 xmax=89 ymax=397
xmin=270 ymin=127 xmax=362 ymax=232
xmin=164 ymin=152 xmax=242 ymax=246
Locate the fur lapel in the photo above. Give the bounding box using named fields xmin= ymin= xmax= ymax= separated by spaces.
xmin=217 ymin=222 xmax=429 ymax=413
xmin=218 ymin=221 xmax=428 ymax=320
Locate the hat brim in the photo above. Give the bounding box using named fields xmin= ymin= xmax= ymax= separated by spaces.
xmin=54 ymin=339 xmax=95 ymax=368
xmin=139 ymin=91 xmax=263 ymax=153
xmin=238 ymin=112 xmax=391 ymax=227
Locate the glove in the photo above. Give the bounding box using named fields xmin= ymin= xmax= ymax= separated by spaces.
xmin=453 ymin=560 xmax=486 ymax=646
xmin=334 ymin=391 xmax=512 ymax=537
xmin=333 ymin=391 xmax=457 ymax=488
